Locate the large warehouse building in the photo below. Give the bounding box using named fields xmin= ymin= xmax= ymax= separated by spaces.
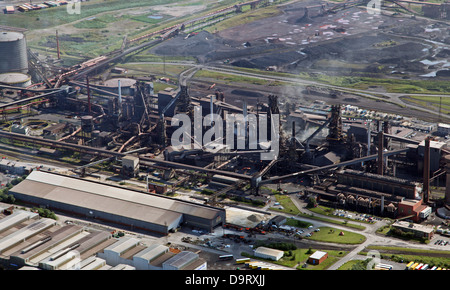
xmin=9 ymin=171 xmax=226 ymax=235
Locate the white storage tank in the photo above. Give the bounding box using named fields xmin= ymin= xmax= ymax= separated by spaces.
xmin=0 ymin=32 xmax=28 ymax=74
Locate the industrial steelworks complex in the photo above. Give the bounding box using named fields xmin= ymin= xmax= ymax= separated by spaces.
xmin=1 ymin=0 xmax=450 ymax=272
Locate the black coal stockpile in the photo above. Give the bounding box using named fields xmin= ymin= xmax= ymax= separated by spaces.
xmin=152 ymin=31 xmax=230 ymax=59
xmin=436 ymin=70 xmax=450 ymax=77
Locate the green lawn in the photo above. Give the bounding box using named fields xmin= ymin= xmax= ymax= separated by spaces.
xmin=284 ymin=218 xmax=312 ymax=229
xmin=270 ymin=195 xmax=366 ymax=230
xmin=0 ymin=0 xmax=181 ymax=30
xmin=361 ymin=246 xmax=450 ymax=268
xmin=337 ymin=260 xmax=364 ymax=270
xmin=194 ymin=70 xmax=281 ymax=87
xmin=270 ymin=194 xmax=302 ymax=215
xmin=205 ymin=6 xmax=282 ymax=33
xmin=304 ymin=227 xmax=366 ymax=244
xmin=299 ymin=250 xmax=347 ymax=270
xmin=247 ymin=248 xmax=348 ymax=270
xmin=286 ymin=249 xmax=347 ymax=270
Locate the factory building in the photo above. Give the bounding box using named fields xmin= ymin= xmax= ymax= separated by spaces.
xmin=98 ymin=237 xmax=206 ymax=270
xmin=398 ymin=199 xmax=432 ymax=223
xmin=309 ymin=169 xmax=424 ymax=218
xmin=417 ymin=139 xmax=446 ymax=172
xmin=307 ymin=251 xmax=328 ymax=265
xmin=10 ymin=124 xmax=30 ymax=136
xmin=253 ymin=246 xmax=284 ymax=261
xmin=158 ymin=87 xmax=178 ymax=117
xmin=132 ymin=244 xmax=172 ymax=270
xmin=162 ymin=250 xmax=206 ymax=270
xmin=121 ymin=155 xmax=140 ymax=177
xmin=9 ymin=171 xmax=226 ymax=235
xmin=0 ymin=158 xmax=34 ymax=175
xmin=391 ymin=221 xmax=434 ymax=240
xmin=98 ymin=237 xmax=143 ymax=267
xmin=0 ymin=204 xmax=208 ymax=270
xmin=336 ymin=169 xmax=421 ymax=200
xmin=437 ymin=123 xmax=450 ymax=137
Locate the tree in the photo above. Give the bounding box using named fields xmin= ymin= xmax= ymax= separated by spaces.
xmin=350 ymin=258 xmax=372 ymax=270
xmin=307 ymin=196 xmax=317 ymax=208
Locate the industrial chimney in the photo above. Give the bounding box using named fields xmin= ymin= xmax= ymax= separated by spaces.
xmin=445 ymin=155 xmax=450 ymax=206
xmin=423 ymin=137 xmax=431 ymax=204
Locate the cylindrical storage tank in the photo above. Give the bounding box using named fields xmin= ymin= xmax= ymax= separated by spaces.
xmin=92 ymin=130 xmax=100 ymax=137
xmin=81 ymin=115 xmax=93 ymax=133
xmin=0 ymin=32 xmax=28 ymax=74
xmin=0 ymin=72 xmax=31 ymax=87
xmin=103 ymin=78 xmax=136 ymax=96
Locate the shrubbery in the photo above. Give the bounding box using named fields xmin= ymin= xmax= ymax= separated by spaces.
xmin=32 ymin=207 xmax=57 ymax=220
xmin=255 ymin=241 xmax=297 ymax=251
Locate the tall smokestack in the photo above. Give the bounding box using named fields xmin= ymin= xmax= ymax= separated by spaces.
xmin=445 ymin=155 xmax=450 ymax=206
xmin=377 ymin=131 xmax=384 ymax=175
xmin=367 ymin=121 xmax=371 ymax=156
xmin=56 ymin=30 xmax=60 ymax=60
xmin=243 ymin=100 xmax=247 ymax=149
xmin=292 ymin=121 xmax=295 ymax=139
xmin=118 ymin=79 xmax=122 ymax=115
xmin=210 ymin=94 xmax=214 ymax=126
xmin=86 ymin=76 xmax=91 ymax=114
xmin=423 ymin=137 xmax=431 ymax=204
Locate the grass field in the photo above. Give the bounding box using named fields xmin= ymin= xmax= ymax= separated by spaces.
xmin=0 ymin=0 xmax=180 ymax=30
xmin=194 ymin=69 xmax=284 ymax=87
xmin=361 ymin=246 xmax=450 ymax=268
xmin=337 ymin=259 xmax=363 ymax=270
xmin=284 ymin=218 xmax=312 ymax=229
xmin=401 ymin=95 xmax=450 ymax=116
xmin=244 ymin=247 xmax=348 ymax=270
xmin=270 ymin=195 xmax=366 ymax=230
xmin=304 ymin=227 xmax=366 ymax=244
xmin=277 ymin=249 xmax=347 ymax=270
xmin=204 ymin=6 xmax=282 ymax=33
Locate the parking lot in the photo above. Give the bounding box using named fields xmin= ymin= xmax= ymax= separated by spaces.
xmin=0 ymin=172 xmax=15 ymax=188
xmin=432 ymin=237 xmax=450 ymax=247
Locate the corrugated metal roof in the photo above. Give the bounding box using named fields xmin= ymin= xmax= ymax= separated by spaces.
xmin=104 ymin=237 xmax=139 ymax=255
xmin=24 ymin=171 xmax=220 ymax=220
xmin=254 ymin=246 xmax=284 ymax=257
xmin=0 ymin=210 xmax=38 ymax=233
xmin=12 ymin=179 xmax=183 ymax=228
xmin=133 ymin=244 xmax=168 ymax=262
xmin=0 ymin=219 xmax=56 ymax=254
xmin=163 ymin=251 xmax=197 ymax=269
